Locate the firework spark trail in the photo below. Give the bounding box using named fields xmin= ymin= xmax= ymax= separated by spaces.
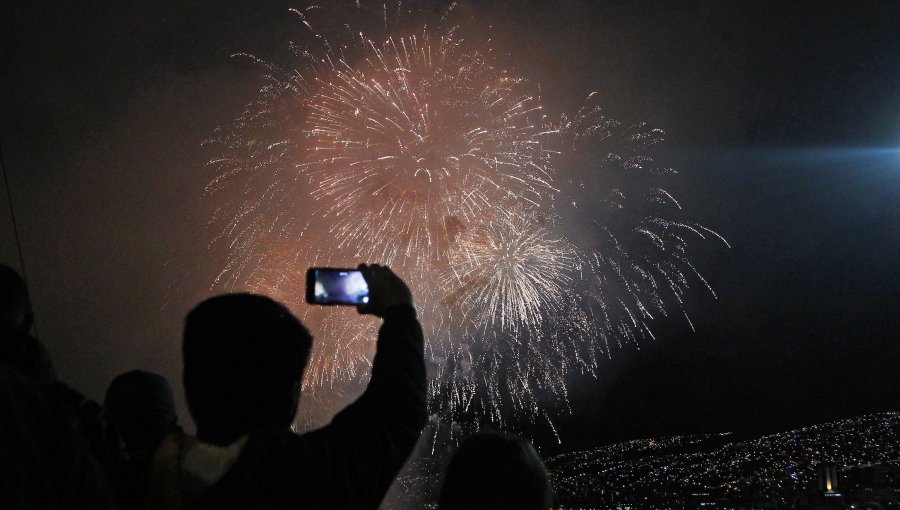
xmin=297 ymin=22 xmax=556 ymax=272
xmin=203 ymin=1 xmax=727 ymax=427
xmin=552 ymin=97 xmax=730 ymax=357
xmin=443 ymin=208 xmax=574 ymax=335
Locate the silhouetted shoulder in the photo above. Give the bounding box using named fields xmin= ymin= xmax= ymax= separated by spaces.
xmin=0 ymin=361 xmax=116 ymax=509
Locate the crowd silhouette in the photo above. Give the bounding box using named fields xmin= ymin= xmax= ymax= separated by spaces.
xmin=0 ymin=263 xmax=554 ymax=509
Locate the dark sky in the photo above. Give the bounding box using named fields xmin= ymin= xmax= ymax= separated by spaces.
xmin=1 ymin=0 xmax=898 ymax=447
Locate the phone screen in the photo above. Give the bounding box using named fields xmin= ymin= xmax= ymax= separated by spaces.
xmin=306 ymin=268 xmax=370 ymax=306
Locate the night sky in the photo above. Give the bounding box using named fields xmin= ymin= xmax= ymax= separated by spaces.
xmin=2 ymin=0 xmax=898 ymax=449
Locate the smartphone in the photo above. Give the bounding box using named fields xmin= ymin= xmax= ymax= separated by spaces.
xmin=306 ymin=268 xmax=370 ymax=306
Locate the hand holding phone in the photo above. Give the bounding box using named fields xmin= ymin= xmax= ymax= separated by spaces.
xmin=305 ymin=264 xmax=411 ymax=317
xmin=355 ymin=264 xmax=413 ymax=317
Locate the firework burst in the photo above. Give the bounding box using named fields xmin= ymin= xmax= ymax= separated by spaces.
xmin=557 ymin=99 xmax=730 ymax=352
xmin=203 ymin=2 xmax=726 ymax=427
xmin=302 ymin=35 xmax=554 ymax=271
xmin=442 ymin=208 xmax=575 ymax=335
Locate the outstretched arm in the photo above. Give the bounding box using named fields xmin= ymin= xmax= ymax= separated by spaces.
xmin=286 ymin=265 xmax=426 ymax=508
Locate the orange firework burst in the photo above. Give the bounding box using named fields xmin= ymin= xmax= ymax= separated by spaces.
xmin=203 ymin=2 xmax=727 ymax=426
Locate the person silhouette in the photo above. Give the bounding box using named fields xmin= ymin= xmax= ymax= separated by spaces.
xmin=105 ymin=370 xmax=178 ymax=509
xmin=438 ymin=431 xmax=553 ymax=510
xmin=0 ymin=264 xmax=126 ymax=476
xmin=147 ymin=264 xmax=426 ymax=509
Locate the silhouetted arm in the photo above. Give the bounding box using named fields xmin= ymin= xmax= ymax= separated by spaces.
xmin=301 ymin=302 xmax=427 ymax=508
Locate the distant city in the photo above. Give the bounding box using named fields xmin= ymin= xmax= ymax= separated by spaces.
xmin=547 ymin=412 xmax=900 ymax=509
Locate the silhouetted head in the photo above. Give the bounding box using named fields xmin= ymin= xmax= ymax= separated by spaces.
xmin=105 ymin=370 xmax=177 ymax=458
xmin=183 ymin=293 xmax=311 ymax=446
xmin=0 ymin=265 xmax=52 ymax=384
xmin=0 ymin=264 xmax=33 ymax=334
xmin=438 ymin=431 xmax=553 ymax=510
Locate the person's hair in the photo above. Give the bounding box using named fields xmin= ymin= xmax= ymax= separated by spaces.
xmin=183 ymin=293 xmax=312 ymax=446
xmin=438 ymin=431 xmax=553 ymax=510
xmin=105 ymin=370 xmax=177 ymax=455
xmin=0 ymin=264 xmax=33 ymax=333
